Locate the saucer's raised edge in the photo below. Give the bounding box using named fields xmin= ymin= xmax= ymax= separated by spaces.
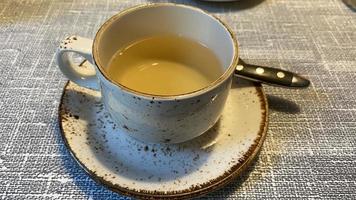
xmin=58 ymin=81 xmax=269 ymax=199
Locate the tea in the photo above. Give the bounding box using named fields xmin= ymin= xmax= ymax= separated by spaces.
xmin=107 ymin=35 xmax=223 ymax=95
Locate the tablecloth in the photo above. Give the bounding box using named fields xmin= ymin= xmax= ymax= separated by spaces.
xmin=0 ymin=0 xmax=355 ymax=199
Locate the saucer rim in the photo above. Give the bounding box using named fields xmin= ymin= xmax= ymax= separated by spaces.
xmin=58 ymin=81 xmax=269 ymax=199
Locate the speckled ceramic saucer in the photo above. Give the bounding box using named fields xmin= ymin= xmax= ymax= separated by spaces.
xmin=59 ymin=79 xmax=268 ymax=199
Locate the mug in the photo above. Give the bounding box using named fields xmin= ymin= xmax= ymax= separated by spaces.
xmin=56 ymin=3 xmax=238 ymax=144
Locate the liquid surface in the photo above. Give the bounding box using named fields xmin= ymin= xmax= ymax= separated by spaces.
xmin=107 ymin=35 xmax=223 ymax=95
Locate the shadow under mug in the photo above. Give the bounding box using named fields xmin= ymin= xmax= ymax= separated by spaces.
xmin=56 ymin=3 xmax=239 ymax=144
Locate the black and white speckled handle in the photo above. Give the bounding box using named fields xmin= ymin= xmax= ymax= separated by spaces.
xmin=235 ymin=60 xmax=310 ymax=88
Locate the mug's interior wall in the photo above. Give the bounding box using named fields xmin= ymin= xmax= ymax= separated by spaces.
xmin=96 ymin=5 xmax=235 ymax=75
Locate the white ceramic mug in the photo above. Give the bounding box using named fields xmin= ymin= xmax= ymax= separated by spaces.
xmin=56 ymin=3 xmax=238 ymax=144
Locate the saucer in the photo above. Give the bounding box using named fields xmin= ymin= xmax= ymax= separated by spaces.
xmin=59 ymin=80 xmax=268 ymax=199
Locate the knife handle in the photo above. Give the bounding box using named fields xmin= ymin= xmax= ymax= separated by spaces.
xmin=234 ymin=62 xmax=310 ymax=88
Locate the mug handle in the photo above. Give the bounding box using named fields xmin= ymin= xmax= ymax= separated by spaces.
xmin=56 ymin=35 xmax=100 ymax=90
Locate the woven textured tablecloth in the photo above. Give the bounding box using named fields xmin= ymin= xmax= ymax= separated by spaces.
xmin=0 ymin=0 xmax=355 ymax=199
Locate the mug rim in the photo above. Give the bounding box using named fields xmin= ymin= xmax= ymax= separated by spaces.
xmin=92 ymin=3 xmax=239 ymax=100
